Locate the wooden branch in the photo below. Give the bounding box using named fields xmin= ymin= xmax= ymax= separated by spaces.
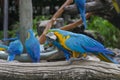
xmin=42 ymin=0 xmax=73 ymax=34
xmin=0 ymin=60 xmax=120 ymax=80
xmin=60 ymin=13 xmax=92 ymax=30
xmin=39 ymin=0 xmax=73 ymax=44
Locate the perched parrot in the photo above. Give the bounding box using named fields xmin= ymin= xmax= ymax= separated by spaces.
xmin=7 ymin=40 xmax=23 ymax=61
xmin=46 ymin=29 xmax=118 ymax=64
xmin=25 ymin=29 xmax=40 ymax=62
xmin=0 ymin=40 xmax=23 ymax=61
xmin=112 ymin=0 xmax=120 ymax=14
xmin=45 ymin=32 xmax=71 ymax=61
xmin=75 ymin=0 xmax=87 ymax=29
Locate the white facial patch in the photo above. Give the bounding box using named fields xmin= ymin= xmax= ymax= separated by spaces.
xmin=46 ymin=32 xmax=57 ymax=40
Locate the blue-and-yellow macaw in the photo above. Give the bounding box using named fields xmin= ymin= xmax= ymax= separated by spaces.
xmin=7 ymin=40 xmax=23 ymax=61
xmin=75 ymin=0 xmax=87 ymax=29
xmin=45 ymin=32 xmax=71 ymax=61
xmin=25 ymin=29 xmax=40 ymax=62
xmin=112 ymin=0 xmax=120 ymax=14
xmin=0 ymin=32 xmax=20 ymax=51
xmin=0 ymin=40 xmax=23 ymax=61
xmin=46 ymin=29 xmax=118 ymax=64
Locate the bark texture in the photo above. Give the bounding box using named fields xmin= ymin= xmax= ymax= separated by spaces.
xmin=0 ymin=60 xmax=120 ymax=80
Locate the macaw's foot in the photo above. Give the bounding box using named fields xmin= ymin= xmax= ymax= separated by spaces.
xmin=67 ymin=57 xmax=86 ymax=64
xmin=72 ymin=52 xmax=80 ymax=58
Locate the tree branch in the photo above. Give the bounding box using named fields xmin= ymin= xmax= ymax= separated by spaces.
xmin=60 ymin=13 xmax=92 ymax=30
xmin=39 ymin=0 xmax=73 ymax=44
xmin=0 ymin=60 xmax=120 ymax=80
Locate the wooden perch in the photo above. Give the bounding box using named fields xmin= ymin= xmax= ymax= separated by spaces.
xmin=0 ymin=60 xmax=120 ymax=80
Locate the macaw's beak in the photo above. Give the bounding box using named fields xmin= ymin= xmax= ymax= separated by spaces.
xmin=7 ymin=54 xmax=15 ymax=61
xmin=46 ymin=32 xmax=57 ymax=40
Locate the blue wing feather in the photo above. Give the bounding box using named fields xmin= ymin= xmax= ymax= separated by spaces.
xmin=25 ymin=29 xmax=40 ymax=62
xmin=33 ymin=42 xmax=40 ymax=62
xmin=25 ymin=39 xmax=40 ymax=62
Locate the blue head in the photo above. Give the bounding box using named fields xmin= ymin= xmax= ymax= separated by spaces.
xmin=26 ymin=29 xmax=35 ymax=39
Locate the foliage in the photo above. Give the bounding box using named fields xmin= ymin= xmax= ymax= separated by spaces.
xmin=33 ymin=15 xmax=50 ymax=29
xmin=88 ymin=16 xmax=120 ymax=48
xmin=0 ymin=31 xmax=3 ymax=39
xmin=0 ymin=22 xmax=20 ymax=40
xmin=0 ymin=15 xmax=51 ymax=39
xmin=0 ymin=30 xmax=17 ymax=41
xmin=33 ymin=15 xmax=51 ymax=35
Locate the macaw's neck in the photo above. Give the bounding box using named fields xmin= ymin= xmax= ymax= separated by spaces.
xmin=54 ymin=32 xmax=62 ymax=41
xmin=54 ymin=32 xmax=70 ymax=50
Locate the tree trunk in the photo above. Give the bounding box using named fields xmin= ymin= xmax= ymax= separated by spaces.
xmin=19 ymin=0 xmax=33 ymax=51
xmin=0 ymin=60 xmax=120 ymax=80
xmin=3 ymin=0 xmax=8 ymax=44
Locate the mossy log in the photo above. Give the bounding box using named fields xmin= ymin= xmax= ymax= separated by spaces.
xmin=0 ymin=60 xmax=120 ymax=80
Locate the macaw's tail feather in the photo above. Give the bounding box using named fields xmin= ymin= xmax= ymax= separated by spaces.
xmin=0 ymin=44 xmax=8 ymax=51
xmin=112 ymin=0 xmax=120 ymax=13
xmin=81 ymin=12 xmax=87 ymax=29
xmin=75 ymin=0 xmax=87 ymax=29
xmin=97 ymin=53 xmax=118 ymax=64
xmin=83 ymin=46 xmax=115 ymax=55
xmin=83 ymin=46 xmax=118 ymax=64
xmin=100 ymin=49 xmax=116 ymax=56
xmin=7 ymin=54 xmax=15 ymax=61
